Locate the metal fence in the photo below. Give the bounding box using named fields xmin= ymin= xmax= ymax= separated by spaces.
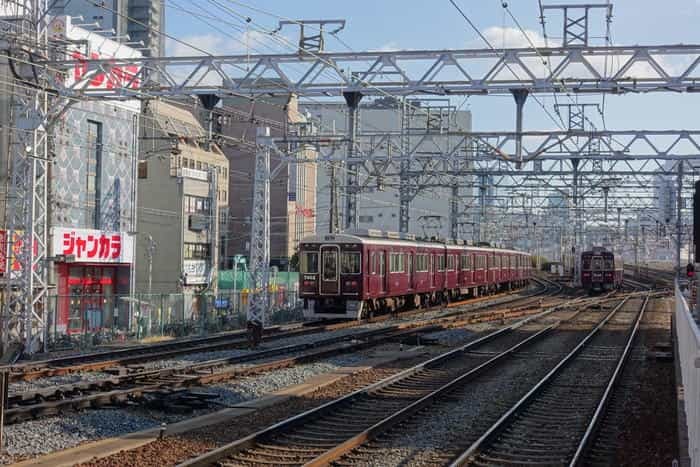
xmin=44 ymin=288 xmax=302 ymax=351
xmin=675 ymin=282 xmax=700 ymax=466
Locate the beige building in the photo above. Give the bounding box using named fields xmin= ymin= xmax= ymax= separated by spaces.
xmin=217 ymin=95 xmax=317 ymax=268
xmin=135 ymin=100 xmax=228 ymax=306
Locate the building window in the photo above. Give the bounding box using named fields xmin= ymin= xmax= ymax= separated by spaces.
xmin=184 ymin=243 xmax=210 ymax=259
xmin=359 ymin=215 xmax=374 ymax=223
xmin=138 ymin=161 xmax=148 ymax=179
xmin=196 ymin=161 xmax=202 ymax=170
xmin=184 ymin=195 xmax=211 ymax=214
xmin=87 ymin=120 xmax=103 ymax=229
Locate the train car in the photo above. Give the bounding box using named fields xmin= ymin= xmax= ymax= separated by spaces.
xmin=581 ymin=247 xmax=623 ymax=293
xmin=299 ymin=231 xmax=531 ymax=320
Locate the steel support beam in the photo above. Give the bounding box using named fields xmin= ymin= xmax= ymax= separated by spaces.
xmin=247 ymin=127 xmax=271 ymax=332
xmin=44 ymin=44 xmax=700 ymax=98
xmin=343 ymin=91 xmax=362 ymax=231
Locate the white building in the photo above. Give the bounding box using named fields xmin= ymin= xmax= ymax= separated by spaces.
xmin=301 ymin=99 xmax=472 ymax=239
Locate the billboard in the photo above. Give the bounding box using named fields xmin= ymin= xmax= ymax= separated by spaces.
xmin=0 ymin=230 xmax=39 ymax=276
xmin=51 ymin=228 xmax=134 ymax=264
xmin=48 ymin=15 xmax=142 ymax=112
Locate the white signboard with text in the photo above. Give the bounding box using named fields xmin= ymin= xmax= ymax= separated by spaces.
xmin=52 ymin=228 xmax=134 ymax=264
xmin=183 ymin=260 xmax=208 ymax=285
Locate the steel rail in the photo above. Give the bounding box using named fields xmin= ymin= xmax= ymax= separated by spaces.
xmin=176 ymin=291 xmax=614 ymax=467
xmin=568 ymin=295 xmax=649 ymax=466
xmin=2 ymin=324 xmax=440 ymax=424
xmin=449 ymin=294 xmax=648 ymax=466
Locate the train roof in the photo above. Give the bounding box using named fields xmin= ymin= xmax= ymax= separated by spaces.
xmin=299 ymin=233 xmax=529 ymax=255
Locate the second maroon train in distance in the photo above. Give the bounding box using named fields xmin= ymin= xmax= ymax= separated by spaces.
xmin=580 ymin=247 xmax=624 ymax=293
xmin=299 ymin=231 xmax=532 ymax=319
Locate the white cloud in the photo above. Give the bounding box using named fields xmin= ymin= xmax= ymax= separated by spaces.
xmin=377 ymin=41 xmax=400 ymax=52
xmin=166 ymin=30 xmax=283 ymax=57
xmin=482 ymin=26 xmax=546 ymax=49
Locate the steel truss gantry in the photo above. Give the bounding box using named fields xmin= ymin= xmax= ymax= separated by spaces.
xmin=47 ymin=44 xmax=700 ymax=97
xmin=1 ymin=0 xmax=52 ymax=355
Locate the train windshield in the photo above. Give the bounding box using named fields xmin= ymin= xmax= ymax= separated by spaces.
xmin=301 ymin=252 xmax=319 ymax=273
xmin=591 ymin=256 xmax=604 ymax=270
xmin=322 ymin=251 xmax=338 ymax=281
xmin=341 ymin=252 xmax=361 ymax=274
xmin=582 ymin=256 xmax=591 ymax=269
xmin=605 ymin=259 xmax=614 ymax=269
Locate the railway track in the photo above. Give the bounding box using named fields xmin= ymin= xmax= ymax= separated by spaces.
xmin=4 ymin=279 xmax=557 ymax=383
xmin=2 ymin=278 xmax=568 ymax=423
xmin=451 ymin=295 xmax=648 ymax=466
xmin=2 ymin=324 xmax=437 ymax=424
xmin=175 ymin=290 xmax=637 ymax=467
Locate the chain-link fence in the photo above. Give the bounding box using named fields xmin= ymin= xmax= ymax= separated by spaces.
xmin=44 ymin=287 xmax=301 ymax=351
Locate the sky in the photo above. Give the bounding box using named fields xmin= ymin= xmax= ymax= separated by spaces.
xmin=163 ymin=0 xmax=700 ymax=133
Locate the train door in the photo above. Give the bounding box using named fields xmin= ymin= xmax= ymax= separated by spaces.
xmin=378 ymin=251 xmax=386 ymax=293
xmin=591 ymin=255 xmax=603 ymax=284
xmin=320 ymin=245 xmax=340 ymax=295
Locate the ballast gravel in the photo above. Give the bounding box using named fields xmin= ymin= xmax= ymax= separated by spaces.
xmin=0 ymin=352 xmax=375 ymax=463
xmin=0 ymin=410 xmax=159 ymax=461
xmin=9 ymin=372 xmax=113 ymax=394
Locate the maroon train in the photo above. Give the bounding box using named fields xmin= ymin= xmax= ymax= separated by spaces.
xmin=299 ymin=231 xmax=532 ymax=319
xmin=581 ymin=247 xmax=623 ymax=293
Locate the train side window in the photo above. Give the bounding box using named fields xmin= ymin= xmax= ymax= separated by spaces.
xmin=447 ymin=255 xmax=454 ymax=271
xmin=378 ymin=252 xmax=385 ymax=276
xmin=301 ymin=252 xmax=319 ymax=273
xmin=461 ymin=254 xmax=471 ymax=270
xmin=390 ymin=253 xmax=402 ymax=273
xmin=341 ymin=252 xmax=361 ymax=274
xmin=416 ymin=254 xmax=428 ymax=272
xmin=436 ymin=255 xmax=445 ymax=272
xmin=370 ymin=252 xmax=376 ymax=274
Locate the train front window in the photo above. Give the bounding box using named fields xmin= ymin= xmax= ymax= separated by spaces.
xmin=341 ymin=252 xmax=361 ymax=274
xmin=582 ymin=257 xmax=591 ymax=269
xmin=322 ymin=251 xmax=338 ymax=281
xmin=301 ymin=252 xmax=319 ymax=274
xmin=592 ymin=256 xmax=603 ymax=271
xmin=605 ymin=259 xmax=614 ymax=269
